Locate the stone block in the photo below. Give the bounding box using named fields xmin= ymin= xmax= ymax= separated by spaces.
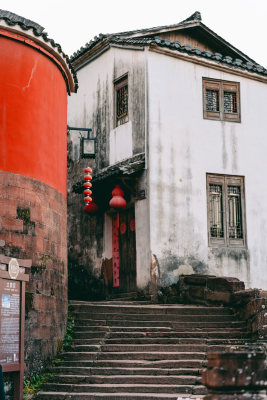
xmin=242 ymin=298 xmax=264 ymax=320
xmin=203 ymin=352 xmax=266 ymax=391
xmin=205 ymin=289 xmax=232 ymax=304
xmin=207 ymin=277 xmax=245 ymax=293
xmin=232 ymin=289 xmax=260 ymax=306
xmin=30 ymin=205 xmax=43 ymax=223
xmin=33 ymin=294 xmax=57 ymax=312
xmin=0 ymin=216 xmax=24 ymax=232
xmin=0 ymin=198 xmax=17 ymax=218
xmin=37 ymin=311 xmax=53 ymax=326
xmin=4 ymin=186 xmax=25 ymax=201
xmin=6 ymin=232 xmax=25 ymax=248
xmin=259 ymin=290 xmax=267 ymax=299
xmin=251 ymin=310 xmax=267 ymax=335
xmin=184 ymin=274 xmax=215 ymax=286
xmin=189 ymin=285 xmax=205 ymax=299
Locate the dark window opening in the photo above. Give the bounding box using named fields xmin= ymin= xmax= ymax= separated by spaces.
xmin=114 ymin=75 xmax=128 ymax=126
xmin=227 ymin=185 xmax=243 ymax=239
xmin=209 ymin=184 xmax=224 ymax=238
xmin=203 ymin=78 xmax=240 ymax=122
xmin=206 ymin=90 xmax=220 ymax=112
xmin=224 ymin=92 xmax=237 ymax=113
xmin=207 ymin=174 xmax=246 ymax=247
xmin=116 ymin=84 xmax=128 ymax=120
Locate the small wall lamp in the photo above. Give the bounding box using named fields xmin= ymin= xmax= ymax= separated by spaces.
xmin=68 ymin=126 xmax=96 ymax=158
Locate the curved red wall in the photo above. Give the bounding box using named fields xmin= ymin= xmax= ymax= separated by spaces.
xmin=0 ymin=34 xmax=67 ymax=197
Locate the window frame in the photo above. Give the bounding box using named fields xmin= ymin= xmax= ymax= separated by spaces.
xmin=114 ymin=74 xmax=129 ymax=127
xmin=206 ymin=173 xmax=246 ymax=248
xmin=203 ymin=78 xmax=241 ymax=123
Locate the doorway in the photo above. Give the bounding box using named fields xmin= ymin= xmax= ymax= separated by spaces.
xmin=112 ymin=206 xmax=136 ymax=293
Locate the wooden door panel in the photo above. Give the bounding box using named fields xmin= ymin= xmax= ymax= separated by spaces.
xmin=112 ymin=206 xmax=136 ymax=293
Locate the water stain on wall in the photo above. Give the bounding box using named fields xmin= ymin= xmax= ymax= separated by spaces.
xmin=159 ymin=250 xmax=209 ymax=286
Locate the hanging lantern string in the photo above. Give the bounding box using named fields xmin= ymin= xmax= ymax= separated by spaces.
xmin=83 ymin=167 xmax=92 ymax=208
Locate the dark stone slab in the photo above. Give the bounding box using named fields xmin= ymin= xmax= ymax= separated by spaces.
xmin=207 ymin=277 xmax=245 ymax=293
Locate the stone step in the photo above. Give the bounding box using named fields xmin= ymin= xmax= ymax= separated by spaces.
xmin=41 ymin=383 xmax=207 ymax=395
xmin=74 ymin=319 xmax=246 ymax=328
xmin=72 ymin=329 xmax=249 ymax=340
xmin=72 ymin=332 xmax=107 ymax=339
xmin=71 ymin=337 xmax=248 ymax=345
xmin=49 ymin=374 xmax=202 ymax=385
xmin=73 ymin=325 xmax=110 ymax=331
xmin=68 ymin=344 xmax=208 ymax=353
xmin=37 ymin=300 xmax=249 ymax=400
xmin=69 ymin=303 xmax=233 ymax=315
xmin=73 ymin=312 xmax=236 ymax=322
xmin=61 ymin=351 xmax=206 ymax=361
xmin=67 ymin=343 xmax=208 ymax=352
xmin=56 ymin=360 xmax=206 ymax=369
xmin=36 ymin=391 xmax=205 ymax=399
xmin=66 ymin=344 xmax=249 ymax=354
xmin=73 ymin=325 xmax=247 ymax=334
xmin=50 ymin=366 xmax=201 ymax=376
xmin=72 ymin=338 xmax=207 ymax=344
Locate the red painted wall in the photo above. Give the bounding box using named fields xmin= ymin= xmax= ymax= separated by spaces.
xmin=0 ymin=34 xmax=67 ymax=197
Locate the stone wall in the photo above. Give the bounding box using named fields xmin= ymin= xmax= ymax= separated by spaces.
xmin=202 ymin=352 xmax=267 ymax=399
xmin=0 ymin=171 xmax=67 ymax=375
xmin=179 ymin=274 xmax=267 ymax=339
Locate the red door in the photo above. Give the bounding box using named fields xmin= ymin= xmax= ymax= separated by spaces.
xmin=112 ymin=206 xmax=136 ymax=293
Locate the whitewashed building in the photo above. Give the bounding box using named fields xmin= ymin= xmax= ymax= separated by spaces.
xmin=68 ymin=12 xmax=267 ymax=298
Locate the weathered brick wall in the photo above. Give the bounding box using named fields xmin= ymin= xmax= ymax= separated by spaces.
xmin=0 ymin=171 xmax=67 ymax=375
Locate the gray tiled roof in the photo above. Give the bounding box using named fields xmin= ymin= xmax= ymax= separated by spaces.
xmin=151 ymin=36 xmax=266 ymax=75
xmin=0 ymin=9 xmax=78 ymax=92
xmin=72 ymin=34 xmax=267 ymax=78
xmin=70 ymin=11 xmax=262 ymax=77
xmin=0 ymin=9 xmax=44 ymax=33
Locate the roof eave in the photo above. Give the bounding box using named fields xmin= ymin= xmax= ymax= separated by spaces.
xmin=197 ymin=22 xmax=257 ymax=64
xmin=125 ymin=21 xmax=257 ymax=65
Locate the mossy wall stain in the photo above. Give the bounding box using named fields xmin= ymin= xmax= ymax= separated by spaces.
xmin=16 ymin=207 xmax=35 ymax=235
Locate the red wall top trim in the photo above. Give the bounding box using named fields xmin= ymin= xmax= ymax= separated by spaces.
xmin=0 ymin=28 xmax=73 ymax=94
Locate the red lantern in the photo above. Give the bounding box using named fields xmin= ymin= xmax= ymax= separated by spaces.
xmin=84 ymin=167 xmax=92 ymax=174
xmin=84 ymin=201 xmax=99 ymax=213
xmin=109 ymin=185 xmax=127 ymax=209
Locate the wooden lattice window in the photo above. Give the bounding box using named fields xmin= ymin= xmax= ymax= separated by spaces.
xmin=203 ymin=78 xmax=240 ymax=122
xmin=207 ymin=174 xmax=246 ymax=247
xmin=114 ymin=75 xmax=128 ymax=126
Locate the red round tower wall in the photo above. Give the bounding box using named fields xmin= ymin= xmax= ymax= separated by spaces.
xmin=0 ymin=33 xmax=67 ymax=197
xmin=0 ymin=28 xmax=72 ymax=373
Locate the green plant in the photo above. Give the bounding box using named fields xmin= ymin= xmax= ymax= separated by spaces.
xmin=23 ymin=312 xmax=75 ymax=398
xmin=62 ymin=313 xmax=75 ymax=348
xmin=23 ymin=373 xmax=51 ymax=397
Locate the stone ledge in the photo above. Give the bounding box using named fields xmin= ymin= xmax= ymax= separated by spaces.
xmin=179 ymin=274 xmax=267 ymax=338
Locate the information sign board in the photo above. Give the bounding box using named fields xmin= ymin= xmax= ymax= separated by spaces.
xmin=0 ymin=279 xmax=20 ymax=366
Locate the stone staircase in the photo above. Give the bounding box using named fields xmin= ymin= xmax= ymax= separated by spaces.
xmin=35 ymin=300 xmax=251 ymax=400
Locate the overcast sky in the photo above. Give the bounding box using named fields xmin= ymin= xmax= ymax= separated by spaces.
xmin=1 ymin=0 xmax=267 ymax=67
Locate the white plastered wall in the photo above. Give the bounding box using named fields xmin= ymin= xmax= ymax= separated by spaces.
xmin=68 ymin=47 xmax=151 ymax=290
xmin=147 ymin=50 xmax=267 ymax=289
